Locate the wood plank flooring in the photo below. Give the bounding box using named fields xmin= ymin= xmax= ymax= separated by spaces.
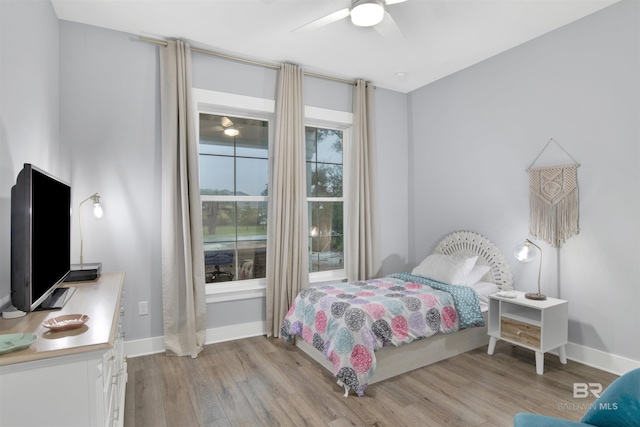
xmin=124 ymin=337 xmax=618 ymax=427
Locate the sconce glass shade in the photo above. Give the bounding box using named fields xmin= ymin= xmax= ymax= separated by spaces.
xmin=514 ymin=239 xmax=546 ymax=300
xmin=93 ymin=200 xmax=104 ymax=219
xmin=351 ymin=0 xmax=384 ymax=27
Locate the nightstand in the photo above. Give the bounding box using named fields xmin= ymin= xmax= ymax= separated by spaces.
xmin=487 ymin=291 xmax=568 ymax=374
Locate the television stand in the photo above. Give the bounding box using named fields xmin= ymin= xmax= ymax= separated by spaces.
xmin=0 ymin=273 xmax=126 ymax=427
xmin=35 ymin=286 xmax=76 ymax=311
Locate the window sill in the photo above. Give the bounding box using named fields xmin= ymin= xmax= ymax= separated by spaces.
xmin=310 ymin=269 xmax=347 ymax=284
xmin=205 ymin=280 xmax=266 ymax=303
xmin=204 ymin=270 xmax=347 ymax=303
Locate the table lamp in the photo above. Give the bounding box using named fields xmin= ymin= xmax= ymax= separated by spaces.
xmin=514 ymin=239 xmax=546 ymax=300
xmin=65 ymin=193 xmax=103 ymax=282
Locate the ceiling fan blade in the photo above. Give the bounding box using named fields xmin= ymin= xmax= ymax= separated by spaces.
xmin=384 ymin=0 xmax=407 ymax=4
xmin=373 ymin=11 xmax=405 ymax=41
xmin=292 ymin=8 xmax=350 ymax=33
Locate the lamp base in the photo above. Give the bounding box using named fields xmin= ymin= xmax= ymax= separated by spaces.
xmin=525 ymin=292 xmax=547 ymax=301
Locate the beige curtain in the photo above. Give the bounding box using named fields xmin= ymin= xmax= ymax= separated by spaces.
xmin=347 ymin=80 xmax=381 ymax=282
xmin=159 ymin=40 xmax=206 ymax=357
xmin=266 ymin=63 xmax=309 ymax=337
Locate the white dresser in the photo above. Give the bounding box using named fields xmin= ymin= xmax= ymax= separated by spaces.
xmin=0 ymin=272 xmax=127 ymax=427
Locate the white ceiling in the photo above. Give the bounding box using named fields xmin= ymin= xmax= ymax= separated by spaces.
xmin=51 ymin=0 xmax=619 ymax=93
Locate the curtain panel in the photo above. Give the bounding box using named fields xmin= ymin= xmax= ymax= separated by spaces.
xmin=265 ymin=63 xmax=309 ymax=338
xmin=159 ymin=40 xmax=206 ymax=357
xmin=347 ymin=80 xmax=381 ymax=282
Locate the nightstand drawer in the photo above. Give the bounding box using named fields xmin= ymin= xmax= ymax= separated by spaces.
xmin=501 ymin=317 xmax=541 ymax=348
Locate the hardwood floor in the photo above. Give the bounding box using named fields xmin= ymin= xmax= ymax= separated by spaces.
xmin=124 ymin=337 xmax=618 ymax=427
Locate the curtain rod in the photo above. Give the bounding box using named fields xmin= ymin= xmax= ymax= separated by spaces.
xmin=139 ymin=36 xmax=358 ymax=86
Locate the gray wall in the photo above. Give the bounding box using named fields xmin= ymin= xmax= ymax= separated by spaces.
xmin=59 ymin=21 xmax=163 ymax=340
xmin=408 ymin=0 xmax=639 ymax=361
xmin=56 ymin=21 xmax=409 ymax=340
xmin=0 ymin=0 xmax=62 ymax=304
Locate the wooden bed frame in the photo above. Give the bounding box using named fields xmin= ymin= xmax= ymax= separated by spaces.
xmin=294 ymin=231 xmax=515 ymax=389
xmin=297 ymin=312 xmax=490 ymax=384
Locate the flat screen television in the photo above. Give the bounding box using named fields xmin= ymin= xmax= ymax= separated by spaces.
xmin=11 ymin=163 xmax=72 ymax=312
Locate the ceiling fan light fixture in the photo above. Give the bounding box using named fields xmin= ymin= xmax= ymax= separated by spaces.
xmin=351 ymin=0 xmax=384 ymax=27
xmin=224 ymin=128 xmax=239 ymax=137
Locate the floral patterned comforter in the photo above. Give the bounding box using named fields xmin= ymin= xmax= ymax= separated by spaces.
xmin=280 ymin=274 xmax=484 ymax=396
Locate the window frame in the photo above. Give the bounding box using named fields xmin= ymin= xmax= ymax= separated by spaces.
xmin=305 ymin=107 xmax=353 ymax=284
xmin=194 ymin=89 xmax=275 ymax=302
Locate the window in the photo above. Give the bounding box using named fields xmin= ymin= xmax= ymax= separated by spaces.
xmin=306 ymin=126 xmax=345 ymax=274
xmin=199 ymin=113 xmax=268 ymax=284
xmin=195 ymin=90 xmax=351 ymax=293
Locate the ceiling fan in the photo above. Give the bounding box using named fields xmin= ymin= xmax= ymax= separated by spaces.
xmin=293 ymin=0 xmax=408 ymax=40
xmin=202 ymin=116 xmax=242 ymax=137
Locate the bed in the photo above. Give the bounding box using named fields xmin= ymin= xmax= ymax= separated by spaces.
xmin=280 ymin=231 xmax=515 ymax=396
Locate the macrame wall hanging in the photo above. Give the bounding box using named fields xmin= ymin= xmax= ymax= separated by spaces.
xmin=527 ymin=139 xmax=580 ymax=248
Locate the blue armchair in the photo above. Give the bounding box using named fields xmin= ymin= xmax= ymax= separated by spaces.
xmin=514 ymin=368 xmax=640 ymax=427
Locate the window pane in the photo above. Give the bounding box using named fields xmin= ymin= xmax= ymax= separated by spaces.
xmin=235 ymin=121 xmax=268 ymax=158
xmin=202 ymin=201 xmax=267 ymax=283
xmin=307 ymin=162 xmax=316 ymax=197
xmin=199 ymin=114 xmax=235 ymax=156
xmin=315 ymin=164 xmax=343 ymax=197
xmin=237 ymin=241 xmax=267 ymax=280
xmin=316 ymin=129 xmax=342 ymax=164
xmin=203 ymin=193 xmax=235 ymax=283
xmin=236 ymin=158 xmax=268 ymax=196
xmin=309 ymin=201 xmax=344 ymax=272
xmin=202 ymin=201 xmax=236 ymax=242
xmin=200 ymin=155 xmax=234 ymax=195
xmin=236 ymin=201 xmax=268 ymax=239
xmin=305 ymin=128 xmax=317 ymax=162
xmin=204 ymin=241 xmax=236 ymax=283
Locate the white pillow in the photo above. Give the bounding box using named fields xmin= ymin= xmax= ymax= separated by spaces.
xmin=459 ymin=264 xmax=491 ymax=286
xmin=411 ymin=254 xmax=478 ymax=285
xmin=469 ymin=281 xmax=500 ymax=312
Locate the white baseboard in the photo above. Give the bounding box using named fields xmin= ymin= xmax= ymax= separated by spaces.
xmin=124 ymin=336 xmax=166 ymax=358
xmin=124 ymin=320 xmax=267 ymax=358
xmin=563 ymin=342 xmax=640 ymax=376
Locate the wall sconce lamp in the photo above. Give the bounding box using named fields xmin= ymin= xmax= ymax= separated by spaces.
xmin=514 ymin=239 xmax=546 ymax=300
xmin=79 ymin=192 xmax=103 ymax=265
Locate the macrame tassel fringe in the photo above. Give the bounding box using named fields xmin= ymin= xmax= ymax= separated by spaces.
xmin=529 ymin=188 xmax=579 ymax=248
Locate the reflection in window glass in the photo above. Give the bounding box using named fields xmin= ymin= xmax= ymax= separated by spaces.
xmin=308 ymin=202 xmax=344 ymax=272
xmin=199 ymin=113 xmax=268 ymax=283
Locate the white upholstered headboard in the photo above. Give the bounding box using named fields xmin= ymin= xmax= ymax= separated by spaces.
xmin=434 ymin=231 xmax=514 ymax=291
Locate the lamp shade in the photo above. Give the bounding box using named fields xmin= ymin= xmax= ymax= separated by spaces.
xmin=93 ymin=200 xmax=104 ymax=219
xmin=514 ymin=240 xmax=537 ymax=262
xmin=351 ymin=0 xmax=384 ymax=27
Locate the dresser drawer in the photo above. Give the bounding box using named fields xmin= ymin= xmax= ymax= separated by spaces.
xmin=500 ymin=317 xmax=541 ymax=349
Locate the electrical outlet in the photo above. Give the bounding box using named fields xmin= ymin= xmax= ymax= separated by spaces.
xmin=138 ymin=301 xmax=149 ymax=316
